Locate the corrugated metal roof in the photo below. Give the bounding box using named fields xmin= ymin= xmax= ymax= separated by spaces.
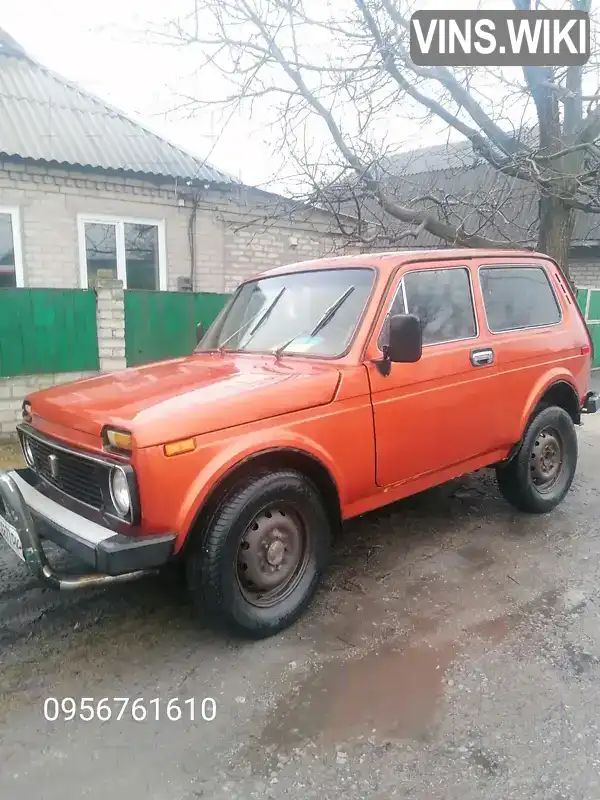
xmin=0 ymin=37 xmax=236 ymax=184
xmin=328 ymin=137 xmax=600 ymax=249
xmin=383 ymin=140 xmax=478 ymax=175
xmin=384 ymin=142 xmax=600 ymax=246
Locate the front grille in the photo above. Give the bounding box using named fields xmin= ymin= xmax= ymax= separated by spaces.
xmin=24 ymin=433 xmax=105 ymax=509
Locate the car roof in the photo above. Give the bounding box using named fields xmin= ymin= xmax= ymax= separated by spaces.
xmin=259 ymin=248 xmax=549 ymax=280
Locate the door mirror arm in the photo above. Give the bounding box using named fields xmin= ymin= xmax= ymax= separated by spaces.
xmin=373 ymin=345 xmax=392 ymax=377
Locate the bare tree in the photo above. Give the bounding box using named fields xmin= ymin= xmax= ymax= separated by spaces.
xmin=157 ymin=0 xmax=600 ymax=279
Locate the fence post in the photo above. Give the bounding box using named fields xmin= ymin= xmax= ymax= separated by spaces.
xmin=95 ymin=271 xmax=126 ymax=373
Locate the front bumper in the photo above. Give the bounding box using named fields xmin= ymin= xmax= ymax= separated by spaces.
xmin=0 ymin=468 xmax=176 ymax=590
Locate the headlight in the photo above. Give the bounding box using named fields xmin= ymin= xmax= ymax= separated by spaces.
xmin=22 ymin=436 xmax=34 ymax=467
xmin=109 ymin=467 xmax=131 ymax=517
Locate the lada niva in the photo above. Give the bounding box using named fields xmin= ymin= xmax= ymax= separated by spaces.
xmin=0 ymin=249 xmax=597 ymax=637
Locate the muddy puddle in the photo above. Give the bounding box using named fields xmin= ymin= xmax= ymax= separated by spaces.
xmin=262 ymin=640 xmax=458 ymax=748
xmin=254 ymin=587 xmax=570 ymax=767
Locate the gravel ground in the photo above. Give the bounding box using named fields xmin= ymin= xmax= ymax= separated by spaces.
xmin=0 ymin=442 xmax=22 ymax=471
xmin=0 ymin=411 xmax=600 ymax=799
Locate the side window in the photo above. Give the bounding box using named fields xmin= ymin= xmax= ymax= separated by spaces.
xmin=404 ymin=268 xmax=477 ymax=345
xmin=479 ymin=266 xmax=561 ymax=332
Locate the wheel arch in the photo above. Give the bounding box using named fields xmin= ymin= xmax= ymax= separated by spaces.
xmin=508 ymin=374 xmax=581 ymax=463
xmin=178 ymin=447 xmax=342 ymax=555
xmin=535 ymin=380 xmax=581 ymax=424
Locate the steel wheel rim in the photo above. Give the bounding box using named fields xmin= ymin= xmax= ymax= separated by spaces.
xmin=530 ymin=426 xmax=564 ymax=493
xmin=235 ymin=503 xmax=310 ymax=608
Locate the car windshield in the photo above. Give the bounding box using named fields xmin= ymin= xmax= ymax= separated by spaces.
xmin=198 ymin=268 xmax=375 ymax=357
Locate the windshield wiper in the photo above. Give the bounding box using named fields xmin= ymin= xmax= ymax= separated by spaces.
xmin=273 ymin=285 xmax=355 ymax=358
xmin=218 ymin=287 xmax=286 ymax=355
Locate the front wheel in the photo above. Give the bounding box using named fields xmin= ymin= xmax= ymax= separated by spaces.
xmin=495 ymin=405 xmax=578 ymax=514
xmin=186 ymin=470 xmax=331 ymax=638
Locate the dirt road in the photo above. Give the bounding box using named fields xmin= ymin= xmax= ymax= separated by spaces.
xmin=1 ymin=412 xmax=600 ymax=799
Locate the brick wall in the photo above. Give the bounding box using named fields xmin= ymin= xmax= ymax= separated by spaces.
xmin=571 ymin=259 xmax=600 ymax=288
xmin=95 ymin=275 xmax=127 ymax=372
xmin=9 ymin=157 xmax=593 ymax=293
xmin=220 ymin=214 xmax=341 ymax=292
xmin=0 ymin=371 xmax=97 ymax=439
xmin=0 ymin=162 xmax=345 ymax=292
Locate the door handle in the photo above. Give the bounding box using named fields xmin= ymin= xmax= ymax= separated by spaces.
xmin=470 ymin=348 xmax=494 ymax=367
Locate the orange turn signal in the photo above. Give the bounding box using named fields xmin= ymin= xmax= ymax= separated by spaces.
xmin=164 ymin=438 xmax=196 ymax=457
xmin=106 ymin=429 xmax=133 ymax=451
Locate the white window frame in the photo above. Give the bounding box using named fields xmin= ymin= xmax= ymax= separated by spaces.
xmin=0 ymin=206 xmax=25 ymax=288
xmin=77 ymin=214 xmax=167 ymax=290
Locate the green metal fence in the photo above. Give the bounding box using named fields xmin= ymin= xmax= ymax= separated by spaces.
xmin=0 ymin=289 xmax=99 ymax=378
xmin=577 ymin=288 xmax=600 ymax=369
xmin=124 ymin=290 xmax=229 ymax=367
xmin=577 ymin=287 xmax=600 ymax=369
xmin=2 ymin=284 xmax=595 ymax=379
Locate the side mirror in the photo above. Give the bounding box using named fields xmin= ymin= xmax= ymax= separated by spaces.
xmin=374 ymin=313 xmax=422 ymax=376
xmin=196 ymin=323 xmax=204 ymax=344
xmin=388 ymin=313 xmax=422 ymax=363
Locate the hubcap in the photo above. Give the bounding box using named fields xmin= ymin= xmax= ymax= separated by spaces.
xmin=530 ymin=427 xmax=563 ymax=492
xmin=266 ymin=539 xmax=286 ymax=566
xmin=236 ymin=505 xmax=309 ymax=607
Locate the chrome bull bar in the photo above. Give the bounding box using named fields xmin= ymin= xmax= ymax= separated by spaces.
xmin=0 ymin=471 xmax=155 ymax=590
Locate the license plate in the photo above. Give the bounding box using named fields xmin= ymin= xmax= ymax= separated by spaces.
xmin=0 ymin=512 xmax=25 ymax=562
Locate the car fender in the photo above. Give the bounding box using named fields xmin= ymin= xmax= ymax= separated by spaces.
xmin=518 ymin=367 xmax=579 ymax=438
xmin=174 ymin=430 xmax=345 ymax=552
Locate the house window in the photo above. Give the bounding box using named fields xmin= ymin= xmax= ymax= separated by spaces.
xmin=78 ymin=216 xmax=166 ymax=290
xmin=124 ymin=223 xmax=160 ymax=290
xmin=0 ymin=207 xmax=24 ymax=288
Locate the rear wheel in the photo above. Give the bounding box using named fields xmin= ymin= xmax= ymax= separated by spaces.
xmin=495 ymin=406 xmax=578 ymax=513
xmin=186 ymin=470 xmax=331 ymax=638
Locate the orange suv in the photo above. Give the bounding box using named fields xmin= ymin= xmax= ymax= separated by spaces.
xmin=0 ymin=249 xmax=597 ymax=638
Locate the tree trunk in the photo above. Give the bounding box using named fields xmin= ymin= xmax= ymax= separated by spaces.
xmin=537 ymin=195 xmax=576 ymax=285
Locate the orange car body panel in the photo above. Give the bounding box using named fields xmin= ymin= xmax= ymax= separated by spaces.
xmin=29 ymin=355 xmax=343 ymax=446
xmin=25 ymin=249 xmax=593 ymax=554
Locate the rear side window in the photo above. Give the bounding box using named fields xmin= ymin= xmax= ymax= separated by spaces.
xmin=479 ymin=266 xmax=561 ymax=332
xmin=404 ymin=267 xmax=477 ymax=345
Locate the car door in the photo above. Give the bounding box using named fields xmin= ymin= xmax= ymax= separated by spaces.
xmin=365 ymin=262 xmax=502 ymax=488
xmin=475 ymin=261 xmax=575 ymax=446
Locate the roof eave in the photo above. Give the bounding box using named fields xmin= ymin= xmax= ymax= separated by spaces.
xmin=0 ymin=152 xmax=238 ymax=187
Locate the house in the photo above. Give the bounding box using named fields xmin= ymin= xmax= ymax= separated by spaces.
xmin=0 ymin=29 xmax=343 ymax=295
xmin=331 ymin=139 xmax=600 ymax=289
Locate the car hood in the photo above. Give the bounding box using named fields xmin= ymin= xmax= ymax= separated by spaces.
xmin=27 ymin=353 xmax=341 ymax=447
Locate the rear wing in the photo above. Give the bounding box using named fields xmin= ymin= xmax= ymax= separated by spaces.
xmin=551 ymin=267 xmax=594 ymax=364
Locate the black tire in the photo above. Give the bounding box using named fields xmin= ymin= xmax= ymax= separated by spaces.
xmin=186 ymin=469 xmax=331 ymax=639
xmin=495 ymin=405 xmax=578 ymax=514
